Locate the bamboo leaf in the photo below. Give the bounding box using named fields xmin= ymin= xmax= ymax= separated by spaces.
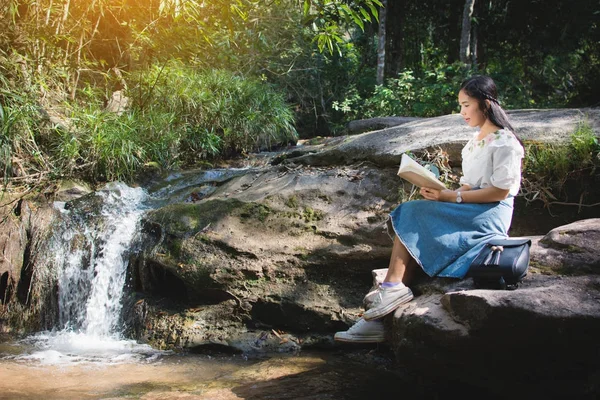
xmin=367 ymin=2 xmax=380 ymax=22
xmin=303 ymin=0 xmax=311 ymax=16
xmin=352 ymin=12 xmax=365 ymax=30
xmin=340 ymin=4 xmax=352 ymax=16
xmin=359 ymin=8 xmax=371 ymax=22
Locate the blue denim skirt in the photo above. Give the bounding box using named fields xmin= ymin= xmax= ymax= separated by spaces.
xmin=387 ymin=195 xmax=514 ymax=278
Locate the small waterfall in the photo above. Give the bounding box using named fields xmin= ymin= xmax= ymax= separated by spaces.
xmin=19 ymin=182 xmax=161 ymax=364
xmin=55 ymin=182 xmax=147 ymax=336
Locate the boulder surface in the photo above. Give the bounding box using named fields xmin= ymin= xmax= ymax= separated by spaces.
xmin=1 ymin=109 xmax=598 ymax=396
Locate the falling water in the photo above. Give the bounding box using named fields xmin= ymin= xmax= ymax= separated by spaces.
xmin=17 ymin=182 xmax=161 ymax=364
xmin=9 ymin=172 xmax=254 ymax=365
xmin=57 ymin=182 xmax=146 ymax=335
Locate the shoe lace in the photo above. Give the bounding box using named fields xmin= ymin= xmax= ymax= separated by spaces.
xmin=366 ymin=286 xmax=384 ymax=305
xmin=364 ymin=285 xmax=381 ymax=298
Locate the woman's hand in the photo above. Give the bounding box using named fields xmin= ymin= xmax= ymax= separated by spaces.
xmin=420 ymin=188 xmax=453 ymax=202
xmin=420 ymin=185 xmax=510 ymax=203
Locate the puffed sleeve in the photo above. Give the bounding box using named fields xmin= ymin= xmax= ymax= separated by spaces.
xmin=490 ymin=141 xmax=524 ymax=190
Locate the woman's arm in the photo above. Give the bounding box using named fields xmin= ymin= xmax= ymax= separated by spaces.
xmin=420 ymin=185 xmax=510 ymax=203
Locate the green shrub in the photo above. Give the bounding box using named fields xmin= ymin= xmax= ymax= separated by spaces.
xmin=55 ymin=101 xmax=222 ymax=181
xmin=332 ymin=63 xmax=474 ymax=122
xmin=1 ymin=62 xmax=298 ymax=184
xmin=522 ymin=120 xmax=600 ymax=203
xmin=130 ymin=65 xmax=297 ymax=157
xmin=0 ymin=84 xmax=49 ymax=182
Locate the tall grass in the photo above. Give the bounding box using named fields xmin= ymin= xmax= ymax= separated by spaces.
xmin=522 ymin=120 xmax=600 ymax=206
xmin=524 ymin=121 xmax=599 ymax=186
xmin=0 ymin=78 xmax=51 ymax=183
xmin=1 ymin=62 xmax=297 ymax=185
xmin=132 ymin=65 xmax=297 ymax=157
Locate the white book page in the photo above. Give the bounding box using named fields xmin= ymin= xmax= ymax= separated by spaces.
xmin=397 ymin=154 xmax=446 ymax=190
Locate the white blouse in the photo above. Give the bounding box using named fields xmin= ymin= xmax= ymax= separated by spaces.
xmin=460 ymin=129 xmax=525 ymax=196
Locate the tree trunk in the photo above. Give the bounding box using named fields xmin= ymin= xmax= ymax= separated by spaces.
xmin=376 ymin=0 xmax=387 ymax=85
xmin=459 ymin=0 xmax=476 ymax=65
xmin=385 ymin=0 xmax=404 ymax=78
xmin=471 ymin=19 xmax=478 ymax=68
xmin=474 ymin=0 xmax=486 ymax=69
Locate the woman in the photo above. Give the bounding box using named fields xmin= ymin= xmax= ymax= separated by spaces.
xmin=335 ymin=75 xmax=525 ymax=343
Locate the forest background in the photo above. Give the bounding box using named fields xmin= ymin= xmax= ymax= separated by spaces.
xmin=0 ymin=0 xmax=598 ymax=187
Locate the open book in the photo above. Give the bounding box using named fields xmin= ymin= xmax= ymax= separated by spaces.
xmin=397 ymin=153 xmax=446 ymax=190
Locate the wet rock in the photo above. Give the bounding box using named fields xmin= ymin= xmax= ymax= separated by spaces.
xmin=0 ymin=202 xmax=27 ymax=306
xmin=0 ymin=196 xmax=58 ymax=333
xmin=54 ymin=180 xmax=93 ymax=202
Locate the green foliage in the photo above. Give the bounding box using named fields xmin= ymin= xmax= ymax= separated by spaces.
xmin=302 ymin=0 xmax=382 ymax=55
xmin=332 ymin=63 xmax=473 ymax=121
xmin=302 ymin=206 xmax=324 ymax=222
xmin=285 ymin=195 xmax=299 ymax=209
xmin=241 ymin=203 xmax=272 ymax=222
xmin=479 ymin=0 xmax=600 ymax=108
xmin=40 ymin=66 xmax=297 ymax=182
xmin=131 ymin=65 xmax=297 ymax=157
xmin=522 ymin=121 xmax=600 ymax=203
xmin=570 ymin=123 xmax=599 ymax=166
xmin=0 ymin=49 xmax=297 ymax=183
xmin=1 ymin=0 xmax=598 ymax=189
xmin=57 ymin=108 xmax=149 ymax=182
xmin=0 ymin=82 xmax=49 ymax=182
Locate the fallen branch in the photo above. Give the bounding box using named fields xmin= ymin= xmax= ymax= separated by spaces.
xmin=4 ymin=171 xmax=49 ymax=182
xmin=0 ymin=186 xmax=35 ymax=208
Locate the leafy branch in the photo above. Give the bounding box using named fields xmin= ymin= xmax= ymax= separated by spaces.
xmin=301 ymin=0 xmax=382 ymax=54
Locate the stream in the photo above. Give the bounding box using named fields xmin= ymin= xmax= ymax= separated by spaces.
xmin=0 ymin=338 xmax=410 ymax=399
xmin=0 ymin=175 xmax=416 ymax=399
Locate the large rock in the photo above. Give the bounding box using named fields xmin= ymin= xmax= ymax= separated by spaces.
xmin=533 ymin=218 xmax=600 ymax=272
xmin=287 ymin=108 xmax=600 ymax=167
xmin=379 ymin=219 xmax=600 ymax=397
xmin=1 ymin=109 xmax=598 ymax=395
xmin=346 ymin=116 xmax=421 ymax=135
xmin=130 ymin=164 xmax=401 ymax=350
xmin=0 ymin=197 xmax=28 ymax=308
xmin=0 ymin=195 xmax=58 ymax=333
xmin=128 ymin=108 xmax=600 ymax=396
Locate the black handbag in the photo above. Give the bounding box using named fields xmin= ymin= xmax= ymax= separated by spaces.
xmin=468 ymin=238 xmax=532 ymax=290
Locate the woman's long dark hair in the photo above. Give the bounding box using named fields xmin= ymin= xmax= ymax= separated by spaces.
xmin=460 ymin=75 xmax=516 ymax=134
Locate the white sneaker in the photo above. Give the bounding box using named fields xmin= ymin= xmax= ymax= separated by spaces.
xmin=362 ymin=286 xmax=381 ymax=310
xmin=362 ymin=283 xmax=414 ymax=321
xmin=334 ymin=318 xmax=385 ymax=343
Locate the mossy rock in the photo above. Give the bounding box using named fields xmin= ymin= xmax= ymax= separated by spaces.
xmin=240 ymin=203 xmax=272 ymax=222
xmin=145 ymin=198 xmax=245 ymax=238
xmin=302 ymin=207 xmax=324 ymax=223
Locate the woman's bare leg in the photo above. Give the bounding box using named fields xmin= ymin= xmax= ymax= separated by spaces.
xmin=362 ymin=235 xmax=416 ymax=320
xmin=383 ymin=235 xmax=418 ymax=286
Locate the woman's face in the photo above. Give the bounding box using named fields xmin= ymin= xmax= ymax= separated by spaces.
xmin=458 ymin=89 xmax=487 ymax=128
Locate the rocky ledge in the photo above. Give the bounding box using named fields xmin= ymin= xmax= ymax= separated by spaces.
xmin=379 ymin=218 xmax=600 ymax=398
xmin=122 ymin=109 xmax=600 ymax=397
xmin=1 ymin=108 xmax=599 ymax=397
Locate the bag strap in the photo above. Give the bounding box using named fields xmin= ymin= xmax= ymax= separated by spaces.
xmin=487 ymin=238 xmax=531 ymax=247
